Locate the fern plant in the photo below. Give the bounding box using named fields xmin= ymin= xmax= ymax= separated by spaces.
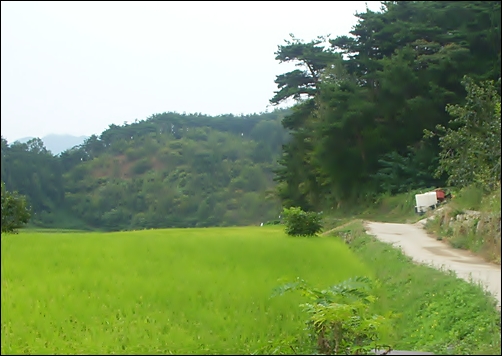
xmin=273 ymin=276 xmax=394 ymax=355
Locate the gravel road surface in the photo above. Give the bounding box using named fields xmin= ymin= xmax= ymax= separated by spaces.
xmin=365 ymin=220 xmax=501 ymax=309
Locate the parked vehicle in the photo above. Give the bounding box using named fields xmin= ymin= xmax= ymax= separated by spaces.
xmin=414 ymin=189 xmax=448 ymax=215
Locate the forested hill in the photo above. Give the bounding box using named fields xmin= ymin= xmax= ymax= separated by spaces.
xmin=271 ymin=0 xmax=501 ymax=211
xmin=1 ymin=110 xmax=291 ymax=230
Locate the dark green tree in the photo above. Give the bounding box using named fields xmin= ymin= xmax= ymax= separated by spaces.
xmin=1 ymin=182 xmax=31 ymax=233
xmin=272 ymin=1 xmax=501 ymax=211
xmin=426 ymin=76 xmax=501 ymax=190
xmin=271 ymin=35 xmax=339 ymax=210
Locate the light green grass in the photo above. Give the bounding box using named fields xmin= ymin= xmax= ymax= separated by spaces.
xmin=1 ymin=226 xmax=369 ymax=355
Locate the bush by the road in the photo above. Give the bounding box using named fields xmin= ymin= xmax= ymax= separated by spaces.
xmin=282 ymin=206 xmax=323 ymax=237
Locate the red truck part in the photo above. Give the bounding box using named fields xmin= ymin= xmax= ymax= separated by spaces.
xmin=435 ymin=189 xmax=445 ymax=201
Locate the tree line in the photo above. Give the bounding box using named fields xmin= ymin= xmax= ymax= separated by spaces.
xmin=271 ymin=1 xmax=500 ymax=212
xmin=1 ymin=110 xmax=290 ymax=231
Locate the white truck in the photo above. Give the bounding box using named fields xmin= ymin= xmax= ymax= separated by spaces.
xmin=414 ymin=191 xmax=439 ymax=214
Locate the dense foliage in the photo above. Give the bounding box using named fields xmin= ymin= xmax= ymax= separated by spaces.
xmin=1 ymin=111 xmax=290 ymax=230
xmin=427 ymin=76 xmax=501 ymax=191
xmin=272 ymin=1 xmax=501 ymax=211
xmin=1 ymin=137 xmax=63 ymax=218
xmin=1 ymin=182 xmax=31 ymax=234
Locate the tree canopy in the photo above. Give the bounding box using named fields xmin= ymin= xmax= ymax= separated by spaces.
xmin=427 ymin=76 xmax=501 ymax=191
xmin=1 ymin=182 xmax=31 ymax=234
xmin=1 ymin=110 xmax=290 ymax=231
xmin=271 ymin=0 xmax=501 ymax=210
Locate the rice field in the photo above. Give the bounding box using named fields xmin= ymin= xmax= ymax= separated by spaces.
xmin=1 ymin=226 xmax=370 ymax=354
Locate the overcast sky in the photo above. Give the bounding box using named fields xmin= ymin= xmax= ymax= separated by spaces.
xmin=1 ymin=1 xmax=382 ymax=142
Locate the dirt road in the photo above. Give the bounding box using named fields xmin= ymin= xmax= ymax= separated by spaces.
xmin=364 ymin=221 xmax=501 ymax=309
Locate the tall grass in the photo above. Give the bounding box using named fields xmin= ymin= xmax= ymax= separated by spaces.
xmin=1 ymin=226 xmax=369 ymax=354
xmin=449 ymin=185 xmax=485 ymax=212
xmin=480 ymin=185 xmax=501 ymax=213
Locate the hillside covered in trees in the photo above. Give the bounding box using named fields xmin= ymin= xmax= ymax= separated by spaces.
xmin=1 ymin=110 xmax=290 ymax=230
xmin=1 ymin=1 xmax=500 ymax=231
xmin=272 ymin=0 xmax=500 ymax=211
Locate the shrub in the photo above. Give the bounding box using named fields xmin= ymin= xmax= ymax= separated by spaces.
xmin=1 ymin=182 xmax=31 ymax=234
xmin=282 ymin=206 xmax=322 ymax=236
xmin=272 ymin=276 xmax=393 ymax=355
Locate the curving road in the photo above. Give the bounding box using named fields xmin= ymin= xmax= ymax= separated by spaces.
xmin=364 ymin=220 xmax=501 ymax=309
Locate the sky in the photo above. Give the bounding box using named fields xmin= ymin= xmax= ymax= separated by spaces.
xmin=1 ymin=1 xmax=383 ymax=142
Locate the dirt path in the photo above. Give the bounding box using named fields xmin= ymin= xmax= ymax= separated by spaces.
xmin=364 ymin=221 xmax=501 ymax=309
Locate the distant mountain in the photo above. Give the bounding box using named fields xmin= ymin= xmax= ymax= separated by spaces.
xmin=15 ymin=134 xmax=89 ymax=155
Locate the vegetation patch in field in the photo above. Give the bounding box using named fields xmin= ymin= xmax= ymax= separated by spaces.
xmin=269 ymin=276 xmax=394 ymax=355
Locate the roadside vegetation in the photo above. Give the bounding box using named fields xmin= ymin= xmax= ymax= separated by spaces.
xmin=425 ymin=185 xmax=501 ymax=263
xmin=324 ymin=221 xmax=501 ymax=355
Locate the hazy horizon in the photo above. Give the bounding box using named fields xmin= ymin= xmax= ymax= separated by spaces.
xmin=1 ymin=1 xmax=383 ymax=142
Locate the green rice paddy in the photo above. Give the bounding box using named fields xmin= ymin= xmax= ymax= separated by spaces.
xmin=1 ymin=226 xmax=369 ymax=354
